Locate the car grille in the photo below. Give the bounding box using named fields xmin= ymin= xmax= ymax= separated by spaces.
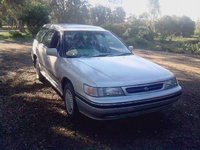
xmin=126 ymin=83 xmax=163 ymax=94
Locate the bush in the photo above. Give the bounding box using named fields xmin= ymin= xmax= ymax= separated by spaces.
xmin=9 ymin=31 xmax=23 ymax=38
xmin=181 ymin=42 xmax=200 ymax=54
xmin=159 ymin=43 xmax=177 ymax=52
xmin=21 ymin=3 xmax=50 ymax=35
xmin=156 ymin=40 xmax=200 ymax=54
xmin=125 ymin=37 xmax=155 ymax=49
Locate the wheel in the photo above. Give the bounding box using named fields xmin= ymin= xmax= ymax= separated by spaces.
xmin=63 ymin=82 xmax=79 ymax=121
xmin=34 ymin=58 xmax=45 ymax=83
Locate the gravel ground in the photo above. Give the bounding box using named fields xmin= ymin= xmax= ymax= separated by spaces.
xmin=0 ymin=42 xmax=200 ymax=150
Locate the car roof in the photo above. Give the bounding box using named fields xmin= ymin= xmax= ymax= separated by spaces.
xmin=43 ymin=24 xmax=106 ymax=32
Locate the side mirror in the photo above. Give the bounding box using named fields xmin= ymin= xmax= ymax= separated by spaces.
xmin=46 ymin=48 xmax=58 ymax=57
xmin=128 ymin=46 xmax=134 ymax=51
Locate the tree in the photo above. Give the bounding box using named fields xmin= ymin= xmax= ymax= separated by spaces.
xmin=50 ymin=0 xmax=89 ymax=24
xmin=103 ymin=23 xmax=128 ymax=39
xmin=90 ymin=5 xmax=112 ymax=25
xmin=21 ymin=3 xmax=50 ymax=35
xmin=156 ymin=15 xmax=195 ymax=38
xmin=90 ymin=5 xmax=126 ymax=26
xmin=148 ymin=0 xmax=160 ymax=20
xmin=155 ymin=15 xmax=177 ymax=40
xmin=136 ymin=13 xmax=155 ymax=41
xmin=0 ymin=0 xmax=27 ymax=29
xmin=147 ymin=0 xmax=160 ymax=33
xmin=127 ymin=16 xmax=154 ymax=40
xmin=111 ymin=7 xmax=126 ymax=23
xmin=178 ymin=16 xmax=195 ymax=37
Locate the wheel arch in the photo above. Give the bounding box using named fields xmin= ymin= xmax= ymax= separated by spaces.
xmin=32 ymin=54 xmax=37 ymax=67
xmin=61 ymin=77 xmax=73 ymax=92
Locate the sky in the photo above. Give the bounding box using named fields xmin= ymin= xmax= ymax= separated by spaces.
xmin=89 ymin=0 xmax=200 ymax=21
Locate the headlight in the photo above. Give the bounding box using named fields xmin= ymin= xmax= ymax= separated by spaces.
xmin=98 ymin=87 xmax=124 ymax=97
xmin=164 ymin=78 xmax=178 ymax=89
xmin=84 ymin=84 xmax=98 ymax=97
xmin=84 ymin=84 xmax=124 ymax=97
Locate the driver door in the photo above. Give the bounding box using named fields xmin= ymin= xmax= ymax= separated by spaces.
xmin=45 ymin=30 xmax=61 ymax=87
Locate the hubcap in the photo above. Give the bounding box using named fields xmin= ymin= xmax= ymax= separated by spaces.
xmin=65 ymin=89 xmax=74 ymax=115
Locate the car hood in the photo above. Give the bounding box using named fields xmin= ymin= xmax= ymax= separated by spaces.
xmin=69 ymin=55 xmax=174 ymax=87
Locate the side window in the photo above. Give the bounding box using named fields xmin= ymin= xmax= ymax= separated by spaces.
xmin=50 ymin=31 xmax=60 ymax=49
xmin=42 ymin=30 xmax=55 ymax=48
xmin=36 ymin=28 xmax=48 ymax=43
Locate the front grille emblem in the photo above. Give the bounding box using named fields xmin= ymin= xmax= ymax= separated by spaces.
xmin=126 ymin=83 xmax=163 ymax=93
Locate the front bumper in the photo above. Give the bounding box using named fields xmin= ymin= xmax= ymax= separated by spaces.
xmin=75 ymin=86 xmax=182 ymax=120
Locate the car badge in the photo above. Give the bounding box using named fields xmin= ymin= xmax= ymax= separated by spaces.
xmin=144 ymin=87 xmax=149 ymax=91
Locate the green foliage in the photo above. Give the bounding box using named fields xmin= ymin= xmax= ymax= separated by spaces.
xmin=111 ymin=7 xmax=126 ymax=24
xmin=180 ymin=41 xmax=200 ymax=54
xmin=90 ymin=6 xmax=126 ymax=25
xmin=0 ymin=31 xmax=10 ymax=40
xmin=154 ymin=37 xmax=200 ymax=54
xmin=21 ymin=3 xmax=50 ymax=35
xmin=90 ymin=5 xmax=112 ymax=25
xmin=103 ymin=20 xmax=156 ymax=49
xmin=0 ymin=0 xmax=27 ymax=29
xmin=125 ymin=37 xmax=155 ymax=49
xmin=156 ymin=15 xmax=195 ymax=39
xmin=0 ymin=31 xmax=32 ymax=42
xmin=124 ymin=17 xmax=155 ymax=41
xmin=155 ymin=16 xmax=176 ymax=39
xmin=103 ymin=23 xmax=127 ymax=39
xmin=0 ymin=0 xmax=199 ymax=55
xmin=195 ymin=20 xmax=200 ymax=37
xmin=179 ymin=16 xmax=195 ymax=37
xmin=50 ymin=0 xmax=89 ymax=24
xmin=9 ymin=31 xmax=23 ymax=38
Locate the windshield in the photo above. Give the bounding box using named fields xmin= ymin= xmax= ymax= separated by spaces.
xmin=64 ymin=31 xmax=132 ymax=58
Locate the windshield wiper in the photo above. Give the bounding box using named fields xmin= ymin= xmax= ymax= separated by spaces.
xmin=114 ymin=53 xmax=132 ymax=56
xmin=93 ymin=53 xmax=132 ymax=57
xmin=93 ymin=54 xmax=112 ymax=57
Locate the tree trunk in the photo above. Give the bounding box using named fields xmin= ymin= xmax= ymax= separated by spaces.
xmin=18 ymin=20 xmax=25 ymax=32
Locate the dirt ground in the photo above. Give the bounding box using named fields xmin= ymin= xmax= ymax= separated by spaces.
xmin=0 ymin=42 xmax=200 ymax=150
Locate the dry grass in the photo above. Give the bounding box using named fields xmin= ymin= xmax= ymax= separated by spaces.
xmin=0 ymin=43 xmax=200 ymax=149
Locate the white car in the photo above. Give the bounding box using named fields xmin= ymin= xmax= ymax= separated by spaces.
xmin=31 ymin=24 xmax=182 ymax=120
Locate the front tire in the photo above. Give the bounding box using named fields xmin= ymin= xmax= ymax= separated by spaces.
xmin=63 ymin=83 xmax=79 ymax=121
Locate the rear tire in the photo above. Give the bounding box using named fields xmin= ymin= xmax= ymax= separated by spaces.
xmin=34 ymin=58 xmax=45 ymax=83
xmin=63 ymin=82 xmax=79 ymax=121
